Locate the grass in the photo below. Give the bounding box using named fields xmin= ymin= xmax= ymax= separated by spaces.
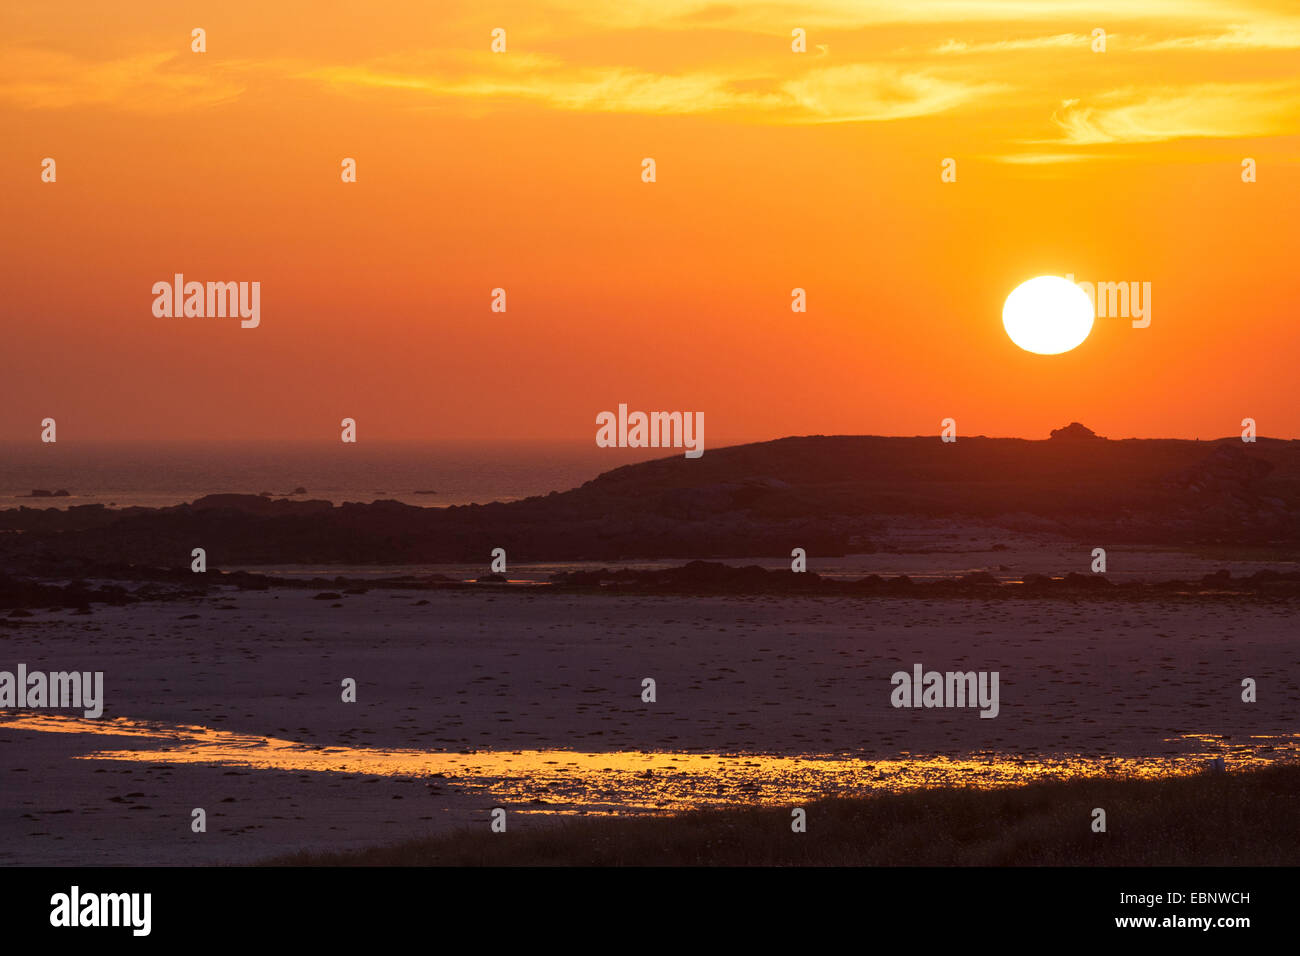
xmin=1178 ymin=544 xmax=1300 ymax=563
xmin=266 ymin=764 xmax=1300 ymax=866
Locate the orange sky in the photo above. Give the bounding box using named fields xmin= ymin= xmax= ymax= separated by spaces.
xmin=3 ymin=1 xmax=1298 ymax=443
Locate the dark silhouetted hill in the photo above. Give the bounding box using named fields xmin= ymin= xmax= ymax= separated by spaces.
xmin=1 ymin=433 xmax=1297 ymax=565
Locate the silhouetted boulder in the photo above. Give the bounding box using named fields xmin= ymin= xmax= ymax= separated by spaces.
xmin=1050 ymin=423 xmax=1101 ymax=440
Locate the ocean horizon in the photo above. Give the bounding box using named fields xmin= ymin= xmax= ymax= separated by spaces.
xmin=0 ymin=440 xmax=668 ymax=510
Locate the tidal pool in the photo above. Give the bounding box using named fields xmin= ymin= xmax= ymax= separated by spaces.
xmin=2 ymin=714 xmax=1295 ymax=816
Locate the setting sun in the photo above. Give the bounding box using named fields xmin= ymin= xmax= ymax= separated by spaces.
xmin=1002 ymin=275 xmax=1096 ymax=355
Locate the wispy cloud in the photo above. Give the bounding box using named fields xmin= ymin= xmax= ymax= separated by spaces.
xmin=0 ymin=47 xmax=245 ymax=111
xmin=543 ymin=0 xmax=1260 ymax=31
xmin=1048 ymin=84 xmax=1300 ymax=144
xmin=991 ymin=151 xmax=1100 ymax=164
xmin=4 ymin=0 xmax=1300 ymax=163
xmin=782 ymin=64 xmax=1004 ymax=121
xmin=1138 ymin=21 xmax=1300 ymax=51
xmin=304 ymin=57 xmax=1001 ymax=122
xmin=933 ymin=33 xmax=1089 ymax=55
xmin=305 ymin=61 xmax=781 ymax=115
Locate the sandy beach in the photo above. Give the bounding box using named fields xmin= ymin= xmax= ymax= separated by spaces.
xmin=2 ymin=583 xmax=1295 ymax=865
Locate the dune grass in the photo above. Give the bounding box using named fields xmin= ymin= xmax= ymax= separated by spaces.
xmin=267 ymin=763 xmax=1300 ymax=867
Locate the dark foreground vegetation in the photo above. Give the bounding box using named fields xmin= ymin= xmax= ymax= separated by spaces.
xmin=269 ymin=764 xmax=1300 ymax=867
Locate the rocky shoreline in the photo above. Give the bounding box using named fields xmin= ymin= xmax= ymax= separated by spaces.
xmin=4 ymin=559 xmax=1300 ymax=618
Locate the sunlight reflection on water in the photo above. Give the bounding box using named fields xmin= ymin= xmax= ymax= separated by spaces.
xmin=3 ymin=714 xmax=1296 ymax=815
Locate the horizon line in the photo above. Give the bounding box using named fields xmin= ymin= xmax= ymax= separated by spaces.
xmin=0 ymin=432 xmax=1294 ymax=446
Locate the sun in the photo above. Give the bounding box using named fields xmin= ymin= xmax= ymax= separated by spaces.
xmin=1002 ymin=276 xmax=1095 ymax=355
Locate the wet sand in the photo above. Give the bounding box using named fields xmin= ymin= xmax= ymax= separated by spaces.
xmin=1 ymin=586 xmax=1296 ymax=864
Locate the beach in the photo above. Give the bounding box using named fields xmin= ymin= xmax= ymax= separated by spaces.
xmin=2 ymin=583 xmax=1295 ymax=866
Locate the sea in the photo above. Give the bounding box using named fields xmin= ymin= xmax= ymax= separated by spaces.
xmin=0 ymin=440 xmax=661 ymax=511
